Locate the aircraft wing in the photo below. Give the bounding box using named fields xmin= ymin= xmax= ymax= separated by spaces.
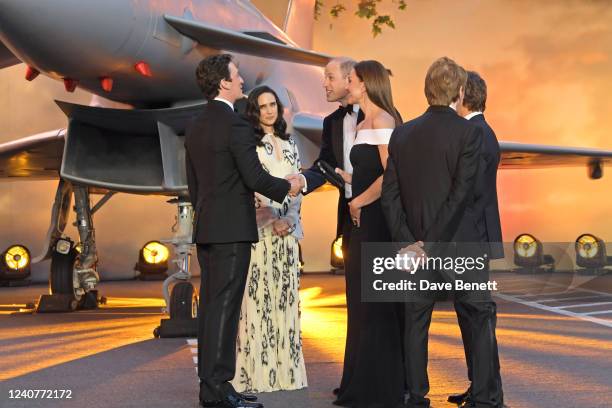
xmin=293 ymin=113 xmax=612 ymax=178
xmin=0 ymin=41 xmax=20 ymax=69
xmin=163 ymin=15 xmax=332 ymax=67
xmin=0 ymin=129 xmax=65 ymax=179
xmin=1 ymin=123 xmax=610 ymax=182
xmin=500 ymin=142 xmax=612 ymax=178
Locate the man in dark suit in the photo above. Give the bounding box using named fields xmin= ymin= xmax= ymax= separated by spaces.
xmin=381 ymin=57 xmax=503 ymax=408
xmin=287 ymin=57 xmax=365 ymax=397
xmin=185 ymin=54 xmax=301 ymax=408
xmin=448 ymin=71 xmax=505 ymax=407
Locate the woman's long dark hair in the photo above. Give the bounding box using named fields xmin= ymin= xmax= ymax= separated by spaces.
xmin=354 ymin=60 xmax=402 ymax=126
xmin=245 ymin=86 xmax=289 ymax=146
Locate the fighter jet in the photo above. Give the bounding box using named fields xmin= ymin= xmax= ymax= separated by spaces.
xmin=0 ymin=0 xmax=610 ymax=317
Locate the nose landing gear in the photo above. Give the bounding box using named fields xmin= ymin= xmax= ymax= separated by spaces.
xmin=154 ymin=199 xmax=198 ymax=338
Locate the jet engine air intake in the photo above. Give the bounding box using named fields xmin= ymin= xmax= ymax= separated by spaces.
xmin=56 ymin=100 xmax=201 ymax=195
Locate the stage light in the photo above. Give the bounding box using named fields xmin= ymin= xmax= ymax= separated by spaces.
xmin=0 ymin=245 xmax=32 ymax=286
xmin=576 ymin=234 xmax=599 ymax=259
xmin=515 ymin=234 xmax=537 ymax=258
xmin=5 ymin=245 xmax=30 ymax=270
xmin=575 ymin=234 xmax=612 ymax=274
xmin=142 ymin=241 xmax=169 ymax=264
xmin=135 ymin=241 xmax=169 ymax=280
xmin=513 ymin=234 xmax=555 ymax=273
xmin=333 ymin=236 xmax=343 ymax=259
xmin=298 ymin=243 xmax=304 ymax=274
xmin=330 ymin=235 xmax=344 ymax=270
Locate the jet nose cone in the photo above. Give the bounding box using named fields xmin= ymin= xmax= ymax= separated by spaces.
xmin=0 ymin=0 xmax=136 ymax=78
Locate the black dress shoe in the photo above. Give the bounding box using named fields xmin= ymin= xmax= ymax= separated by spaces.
xmin=200 ymin=401 xmax=222 ymax=408
xmin=457 ymin=401 xmax=509 ymax=408
xmin=239 ymin=393 xmax=257 ymax=401
xmin=404 ymin=401 xmax=430 ymax=408
xmin=200 ymin=394 xmax=263 ymax=408
xmin=448 ymin=387 xmax=471 ymax=405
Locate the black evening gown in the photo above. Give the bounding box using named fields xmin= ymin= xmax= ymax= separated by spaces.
xmin=334 ymin=129 xmax=405 ymax=408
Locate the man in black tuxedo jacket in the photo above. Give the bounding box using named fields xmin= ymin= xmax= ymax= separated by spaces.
xmin=448 ymin=71 xmax=505 ymax=407
xmin=185 ymin=54 xmax=301 ymax=408
xmin=381 ymin=57 xmax=503 ymax=408
xmin=290 ymin=57 xmax=360 ymax=248
xmin=287 ymin=57 xmax=365 ymax=397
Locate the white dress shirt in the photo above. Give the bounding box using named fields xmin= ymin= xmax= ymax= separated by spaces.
xmin=464 ymin=111 xmax=483 ymax=120
xmin=342 ymin=104 xmax=359 ymax=198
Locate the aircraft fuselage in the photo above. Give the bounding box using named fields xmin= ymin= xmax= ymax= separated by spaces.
xmin=0 ymin=0 xmax=331 ymax=115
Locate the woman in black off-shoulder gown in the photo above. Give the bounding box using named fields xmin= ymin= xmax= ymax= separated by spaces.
xmin=333 ymin=60 xmax=405 ymax=408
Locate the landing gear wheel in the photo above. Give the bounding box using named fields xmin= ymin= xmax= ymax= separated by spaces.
xmin=50 ymin=247 xmax=81 ymax=302
xmin=153 ymin=326 xmax=160 ymax=338
xmin=169 ymin=282 xmax=198 ymax=319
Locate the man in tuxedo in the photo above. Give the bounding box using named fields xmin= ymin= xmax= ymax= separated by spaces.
xmin=448 ymin=71 xmax=505 ymax=407
xmin=185 ymin=54 xmax=301 ymax=408
xmin=287 ymin=57 xmax=364 ymax=397
xmin=291 ymin=57 xmax=359 ymax=243
xmin=381 ymin=57 xmax=503 ymax=408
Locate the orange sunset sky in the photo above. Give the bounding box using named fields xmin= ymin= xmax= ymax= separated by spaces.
xmin=0 ymin=0 xmax=611 ymax=279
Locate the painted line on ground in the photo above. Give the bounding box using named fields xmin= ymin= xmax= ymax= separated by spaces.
xmin=583 ymin=310 xmax=612 ymax=316
xmin=556 ymin=301 xmax=612 ymax=309
xmin=537 ymin=295 xmax=605 ymax=303
xmin=495 ymin=293 xmax=612 ymax=328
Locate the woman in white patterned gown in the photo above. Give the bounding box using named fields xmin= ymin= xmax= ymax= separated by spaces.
xmin=231 ymin=86 xmax=308 ymax=393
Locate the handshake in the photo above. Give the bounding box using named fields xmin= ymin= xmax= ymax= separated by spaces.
xmin=285 ymin=173 xmax=305 ymax=197
xmin=284 ymin=167 xmax=353 ymax=197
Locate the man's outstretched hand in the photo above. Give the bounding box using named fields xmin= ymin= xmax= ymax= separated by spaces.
xmin=286 ymin=174 xmax=305 ymax=197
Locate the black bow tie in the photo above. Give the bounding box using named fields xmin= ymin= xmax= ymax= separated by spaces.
xmin=340 ymin=104 xmax=355 ymax=116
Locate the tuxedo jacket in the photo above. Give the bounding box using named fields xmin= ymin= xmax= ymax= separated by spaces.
xmin=469 ymin=114 xmax=504 ymax=259
xmin=381 ymin=105 xmax=484 ymax=250
xmin=185 ymin=100 xmax=290 ymax=244
xmin=302 ymin=107 xmax=363 ymax=236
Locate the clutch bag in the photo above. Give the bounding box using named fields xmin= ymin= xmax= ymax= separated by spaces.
xmin=316 ymin=159 xmax=345 ymax=189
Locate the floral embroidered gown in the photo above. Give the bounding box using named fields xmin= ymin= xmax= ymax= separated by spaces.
xmin=231 ymin=133 xmax=308 ymax=393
